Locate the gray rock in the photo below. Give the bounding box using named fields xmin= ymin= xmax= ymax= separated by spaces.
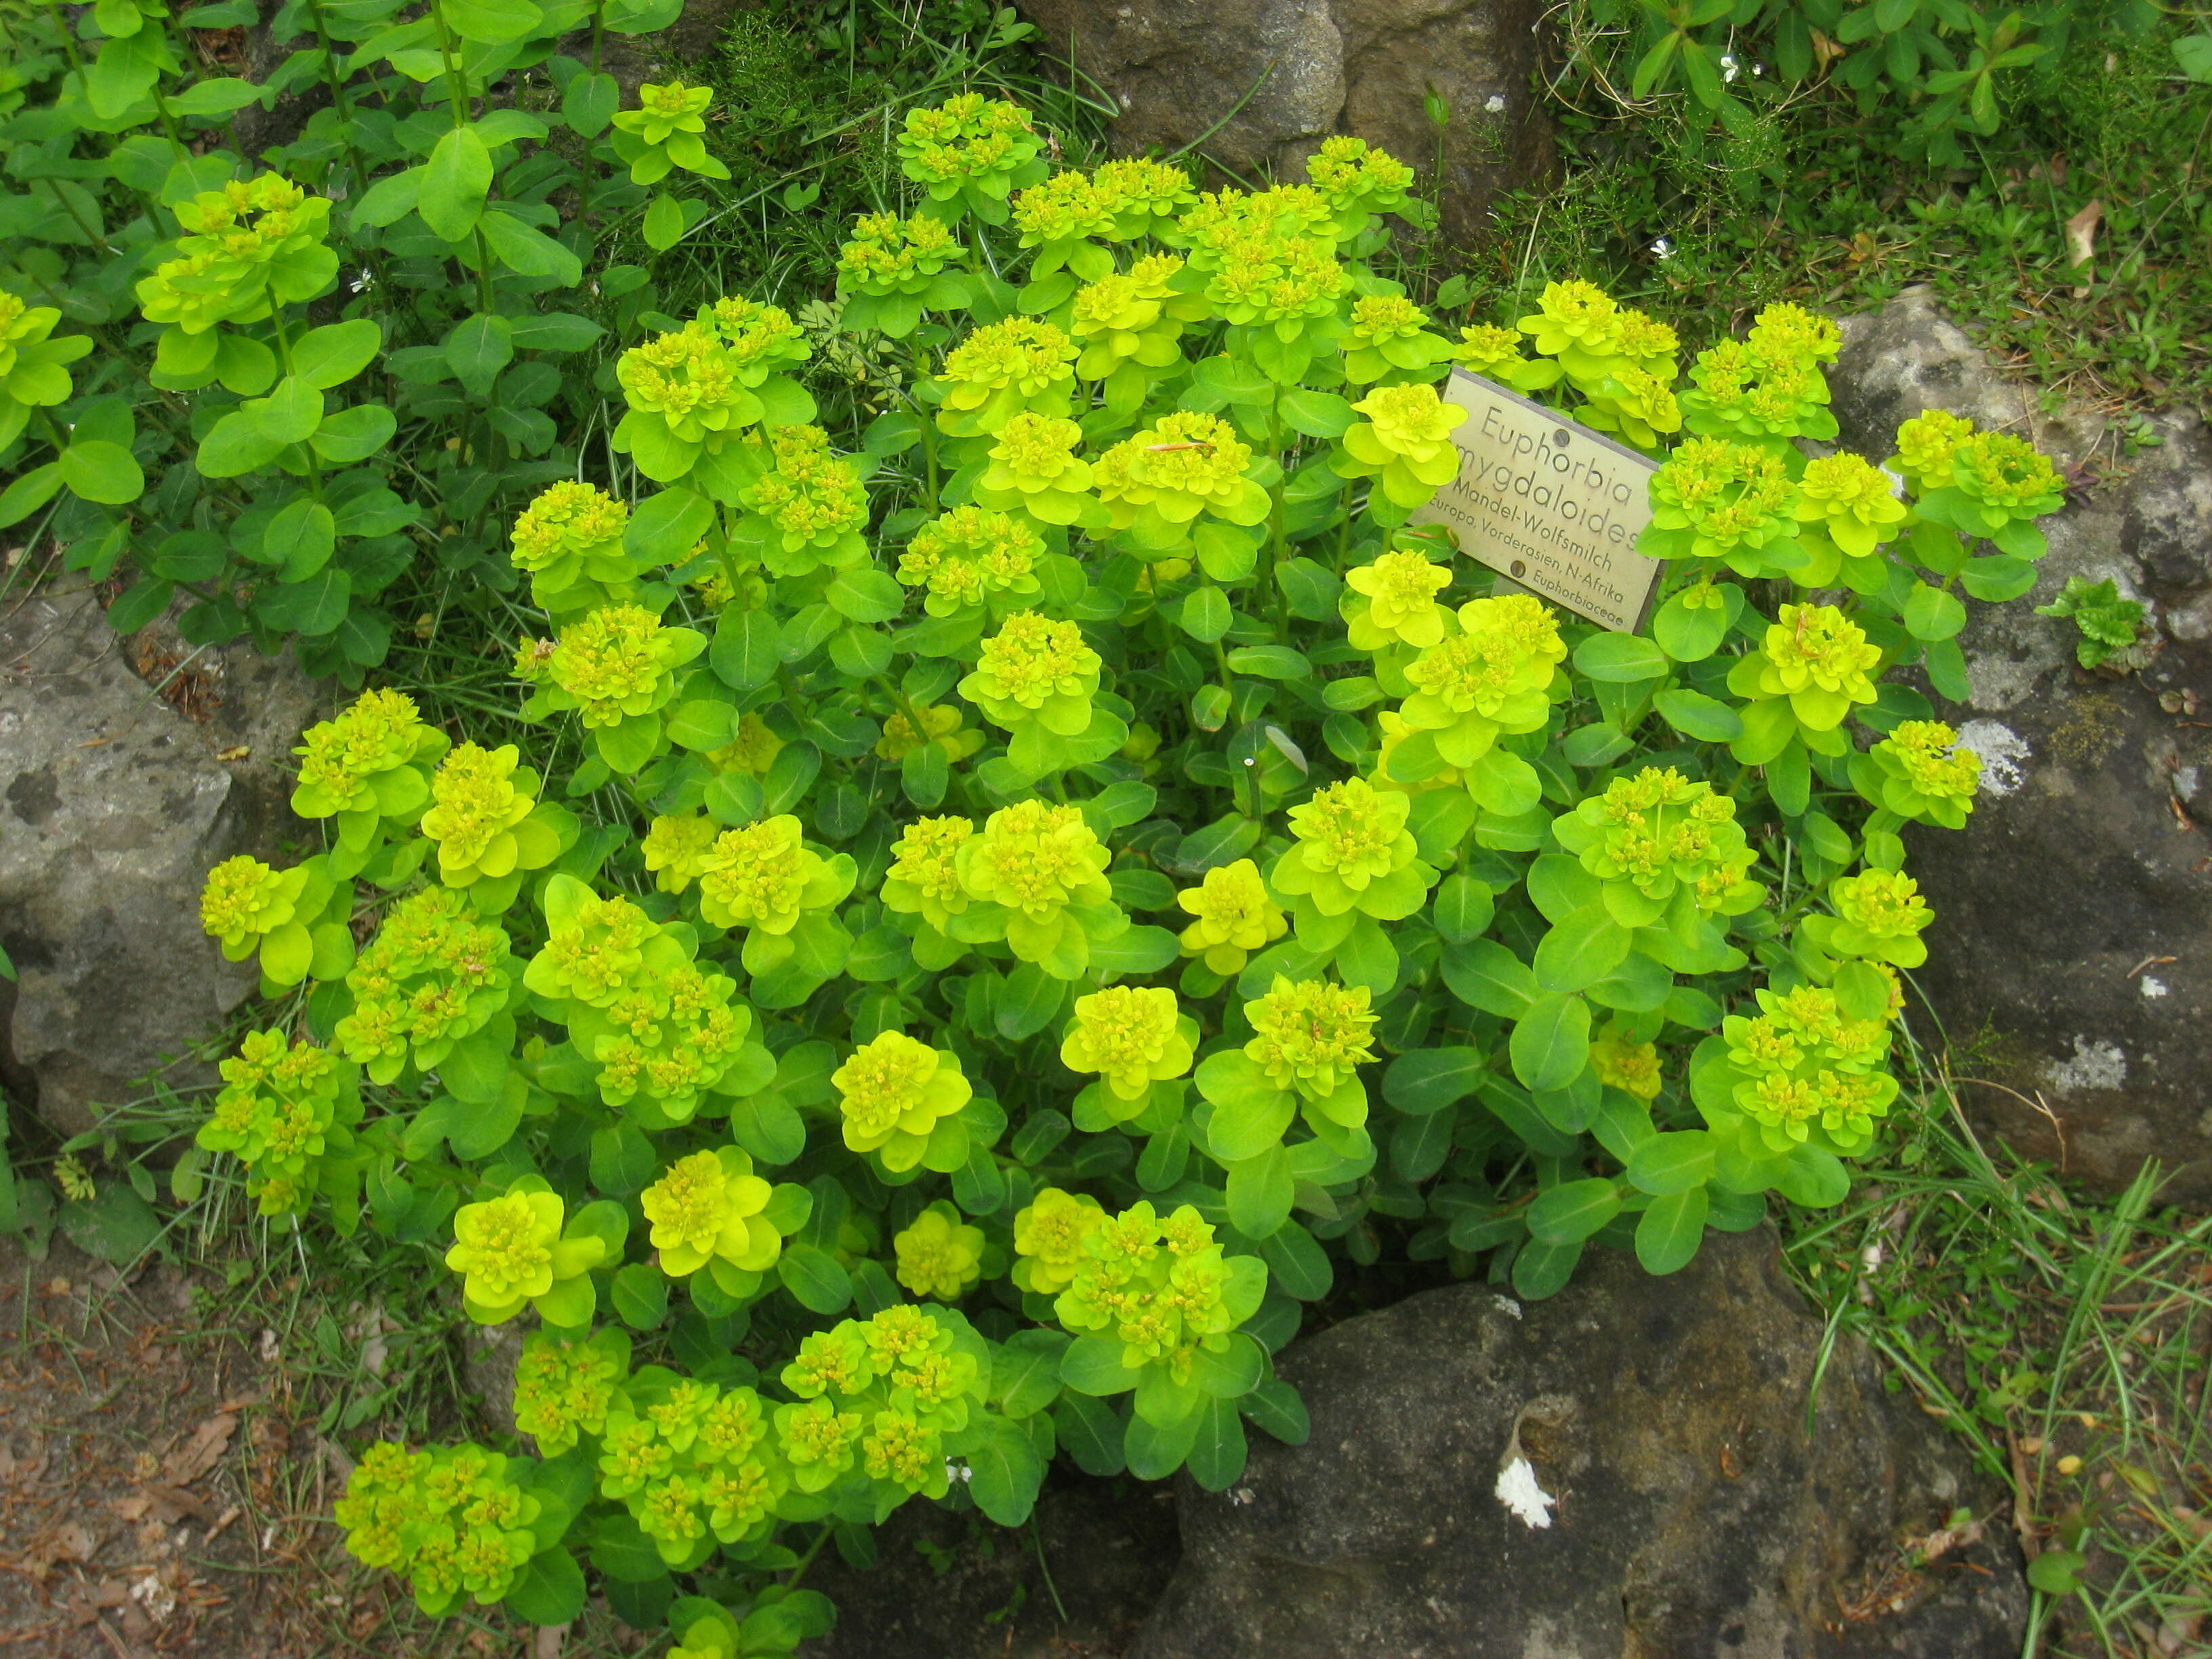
xmin=1136 ymin=1229 xmax=2025 ymax=1659
xmin=1832 ymin=287 xmax=2212 ymax=1202
xmin=1014 ymin=0 xmax=1553 ymax=243
xmin=0 ymin=582 xmax=327 ymax=1136
xmin=463 ymin=1318 xmax=526 ymax=1438
xmin=798 ymin=1472 xmax=1179 ymax=1659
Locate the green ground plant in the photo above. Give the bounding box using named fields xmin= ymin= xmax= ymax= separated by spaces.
xmin=138 ymin=84 xmax=2071 ymax=1643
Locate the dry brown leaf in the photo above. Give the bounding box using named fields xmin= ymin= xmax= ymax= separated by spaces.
xmin=162 ymin=1412 xmax=236 ymax=1486
xmin=2064 ymin=199 xmax=2102 ymax=267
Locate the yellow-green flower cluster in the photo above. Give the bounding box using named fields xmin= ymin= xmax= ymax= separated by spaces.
xmin=1179 ymin=188 xmax=1348 ymax=327
xmin=875 ymin=703 xmax=983 ymax=763
xmin=641 ymin=1145 xmax=786 ymax=1286
xmin=1394 ymin=592 xmax=1567 ymax=767
xmin=697 ymin=296 xmax=811 ymax=378
xmin=594 ymin=1376 xmax=792 ymax=1561
xmin=1948 ymin=430 xmax=2066 ymax=529
xmin=1061 ymin=985 xmax=1195 ymax=1103
xmin=1094 ymin=411 xmax=1267 ymax=536
xmin=537 ymin=603 xmax=704 ymax=729
xmin=1270 ymin=776 xmax=1436 ymax=922
xmin=952 ymin=798 xmax=1117 ymax=970
xmin=1303 ymin=134 xmax=1416 ymax=228
xmin=1092 ymin=157 xmax=1198 ymax=237
xmin=335 ymin=1442 xmax=541 ymax=1616
xmin=333 ymin=886 xmax=515 ymax=1083
xmin=1814 ymin=867 xmax=1935 ymax=968
xmin=1888 ymin=409 xmax=1978 ymax=494
xmin=1334 ymin=381 xmax=1469 ymax=509
xmin=1551 ymin=766 xmax=1761 ymax=926
xmin=1794 ymin=451 xmax=1907 ymax=558
xmin=881 ymin=815 xmax=977 ymax=935
xmin=833 ymin=1030 xmax=974 ymax=1172
xmin=445 ymin=1178 xmax=608 ymax=1325
xmin=512 ymin=1326 xmax=630 ymax=1454
xmin=897 ymin=506 xmax=1044 ymax=618
xmin=508 ymin=480 xmax=634 ymax=615
xmin=199 ymin=853 xmax=333 ymax=985
xmin=935 ymin=318 xmax=1078 ymax=434
xmin=1642 ymin=436 xmax=1805 ymax=574
xmin=893 ymin=1200 xmax=985 ymax=1300
xmin=1343 ymin=546 xmax=1455 ymax=652
xmin=1174 ymin=859 xmax=1288 ymax=976
xmin=1243 ymin=976 xmax=1378 ymax=1103
xmin=569 ymin=954 xmax=756 ymax=1126
xmin=1340 ymin=293 xmax=1454 ymax=386
xmin=136 ymin=174 xmax=335 ymax=339
xmin=1736 ymin=602 xmax=1883 ymax=731
xmin=0 ymin=289 xmax=91 ymax=446
xmin=836 ymin=211 xmax=961 ymax=297
xmin=642 ymin=810 xmax=723 ymax=894
xmin=1590 ymin=1030 xmax=1662 ymax=1102
xmin=1577 ymin=361 xmax=1681 ymax=452
xmin=611 ymin=81 xmax=728 ymax=184
xmin=614 ymin=323 xmax=770 ymax=480
xmin=419 ymin=743 xmax=560 ymax=888
xmin=196 ymin=1029 xmax=361 ymax=1217
xmin=1678 ymin=336 xmax=1835 ymax=445
xmin=1012 ymin=1187 xmax=1105 ymax=1295
xmin=735 ymin=424 xmax=870 ymax=575
xmin=896 ymin=94 xmax=1046 ymax=220
xmin=958 ymin=611 xmax=1102 ymax=740
xmin=1052 ymin=1201 xmax=1268 ymax=1399
xmin=695 ymin=815 xmax=851 ymax=938
xmin=775 ymin=1303 xmax=989 ymax=1503
xmin=1011 ymin=169 xmax=1120 ymax=266
xmin=1863 ymin=720 xmax=1982 ymax=829
xmin=291 ymin=688 xmax=449 ymax=823
xmin=1719 ymin=984 xmax=1896 ymax=1154
xmin=1068 ymin=254 xmax=1204 ymax=379
xmin=525 ymin=878 xmax=665 ymax=1010
xmin=973 ymin=411 xmax=1094 ymax=524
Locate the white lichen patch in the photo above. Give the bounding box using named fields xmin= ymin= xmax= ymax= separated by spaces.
xmin=2047 ymin=1036 xmax=2126 ymax=1094
xmin=1494 ymin=1456 xmax=1555 ymax=1529
xmin=1955 ymin=719 xmax=2030 ymax=798
xmin=2141 ymin=977 xmax=2169 ymax=1000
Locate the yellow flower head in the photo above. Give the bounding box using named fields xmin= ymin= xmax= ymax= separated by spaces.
xmin=882 ymin=815 xmax=976 ymax=933
xmin=1094 ymin=411 xmax=1258 ymax=526
xmin=510 ymin=480 xmax=628 ymax=575
xmin=1746 ymin=300 xmax=1841 ymax=365
xmin=874 ymin=702 xmax=980 ymax=762
xmin=1870 ymin=720 xmax=1981 ymax=827
xmin=1061 ymin=985 xmax=1193 ymax=1100
xmin=641 ymin=811 xmax=722 ymax=895
xmin=640 ymin=1146 xmax=779 ymax=1277
xmin=1591 ymin=1031 xmax=1662 ymax=1101
xmin=1353 ymin=381 xmax=1463 ymax=457
xmin=1303 ymin=134 xmax=1415 ymax=218
xmin=445 ymin=1189 xmax=564 ymax=1311
xmin=199 ymin=855 xmax=307 ymax=954
xmin=832 ymin=1031 xmax=972 ymax=1170
xmin=1756 ymin=603 xmax=1882 ymax=729
xmin=548 ymin=605 xmax=682 ymax=727
xmin=897 ymin=506 xmax=1044 ymax=617
xmin=1888 ymin=408 xmax=1977 ymax=493
xmin=1519 ymin=279 xmax=1622 ymax=358
xmin=1344 ymin=548 xmax=1454 ymax=651
xmin=957 ymin=799 xmax=1112 ymax=918
xmin=1244 ymin=977 xmax=1378 ymax=1099
xmin=1175 ymin=858 xmax=1288 ymax=975
xmin=1454 ymin=323 xmax=1526 ymax=375
xmin=1012 ymin=1187 xmax=1107 ymax=1295
xmin=1286 ymin=777 xmax=1414 ymax=887
xmin=419 ymin=742 xmax=537 ymax=884
xmin=695 ymin=815 xmax=827 ymax=935
xmin=893 ymin=1202 xmax=985 ymax=1300
xmin=1794 ymin=452 xmax=1907 ymax=557
xmin=706 ymin=711 xmax=783 ymax=777
xmin=293 ymin=688 xmax=437 ymax=816
xmin=1012 ymin=169 xmax=1120 ymax=246
xmin=961 ymin=611 xmax=1101 ymax=733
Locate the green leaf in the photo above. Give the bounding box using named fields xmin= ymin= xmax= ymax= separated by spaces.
xmin=1382 ymin=1047 xmax=1483 ymax=1114
xmin=994 ymin=962 xmax=1067 ymax=1040
xmin=308 ymin=405 xmax=395 ymax=464
xmin=445 ymin=313 xmax=514 ymax=396
xmin=991 ymin=1331 xmax=1071 ymax=1418
xmin=588 ymin=1123 xmax=657 ymax=1195
xmin=643 ymin=192 xmax=688 ymax=252
xmin=1526 ymin=1177 xmax=1621 ymax=1245
xmin=1183 ymin=1397 xmax=1249 ymax=1490
xmin=1225 ymin=644 xmax=1311 ymax=680
xmin=291 ymin=319 xmax=382 ymax=390
xmin=254 ymin=569 xmax=351 ymax=636
xmin=712 ymin=607 xmax=781 ymax=689
xmin=1179 ymin=586 xmax=1233 ymax=643
xmin=0 ymin=463 xmax=64 ymax=529
xmin=265 ymin=499 xmax=336 ymax=582
xmin=1511 ymin=1235 xmax=1584 ymax=1300
xmin=504 ymin=1547 xmax=587 ymax=1625
xmin=443 ymin=0 xmax=545 ymax=44
xmin=776 ymin=1244 xmax=851 ymax=1313
xmin=665 ymin=697 xmax=737 ymax=751
xmin=419 ymin=126 xmax=494 ymax=241
xmin=1652 ymin=687 xmax=1742 ymax=741
xmin=1276 ymin=388 xmax=1355 ymax=438
xmin=255 ymin=377 xmax=325 ymax=445
xmin=1573 ymin=632 xmax=1668 ymax=682
xmin=2177 ymin=30 xmax=2212 ymax=82
xmin=57 ymin=441 xmax=143 ymax=505
xmin=964 ymin=1419 xmax=1045 ymax=1525
xmin=1533 ymin=909 xmax=1631 ymax=994
xmin=611 ymin=1263 xmax=669 ymax=1329
xmin=2026 ymin=1548 xmax=2087 ymax=1597
xmin=1054 ymin=1393 xmax=1127 ymax=1475
xmin=58 ymin=1183 xmax=161 ymax=1265
xmin=826 ymin=568 xmax=904 ymax=623
xmin=1903 ymin=580 xmax=1967 ymax=642
xmin=1625 ymin=1130 xmax=1715 ymax=1195
xmin=1442 ymin=938 xmax=1538 ymax=1018
xmin=1240 ymin=1378 xmax=1309 ymax=1444
xmin=1509 ymin=992 xmax=1590 ymax=1093
xmin=1124 ymin=1408 xmax=1202 ymax=1481
xmin=477 ymin=211 xmax=584 ymax=285
xmin=1061 ymin=1334 xmax=1139 ymax=1396
xmin=1225 ymin=1145 xmax=1294 ymax=1238
xmin=1635 ymin=1186 xmax=1706 ymax=1275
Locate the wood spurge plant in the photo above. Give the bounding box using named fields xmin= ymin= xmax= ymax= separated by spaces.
xmin=31 ymin=54 xmax=2060 ymax=1635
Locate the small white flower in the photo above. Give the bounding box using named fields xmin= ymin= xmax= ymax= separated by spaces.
xmin=945 ymin=1457 xmax=973 ymax=1483
xmin=1753 ymin=61 xmax=1767 ymax=76
xmin=1483 ymin=94 xmax=1507 ymax=113
xmin=1720 ymin=52 xmax=1740 ymax=82
xmin=1650 ymin=237 xmax=1675 ymax=259
xmin=1494 ymin=1456 xmax=1554 ymax=1529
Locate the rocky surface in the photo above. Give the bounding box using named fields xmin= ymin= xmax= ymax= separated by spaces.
xmin=0 ymin=582 xmax=326 ymax=1136
xmin=798 ymin=1471 xmax=1179 ymax=1659
xmin=1834 ymin=287 xmax=2212 ymax=1203
xmin=1134 ymin=1227 xmax=2025 ymax=1658
xmin=1014 ymin=0 xmax=1553 ymax=243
